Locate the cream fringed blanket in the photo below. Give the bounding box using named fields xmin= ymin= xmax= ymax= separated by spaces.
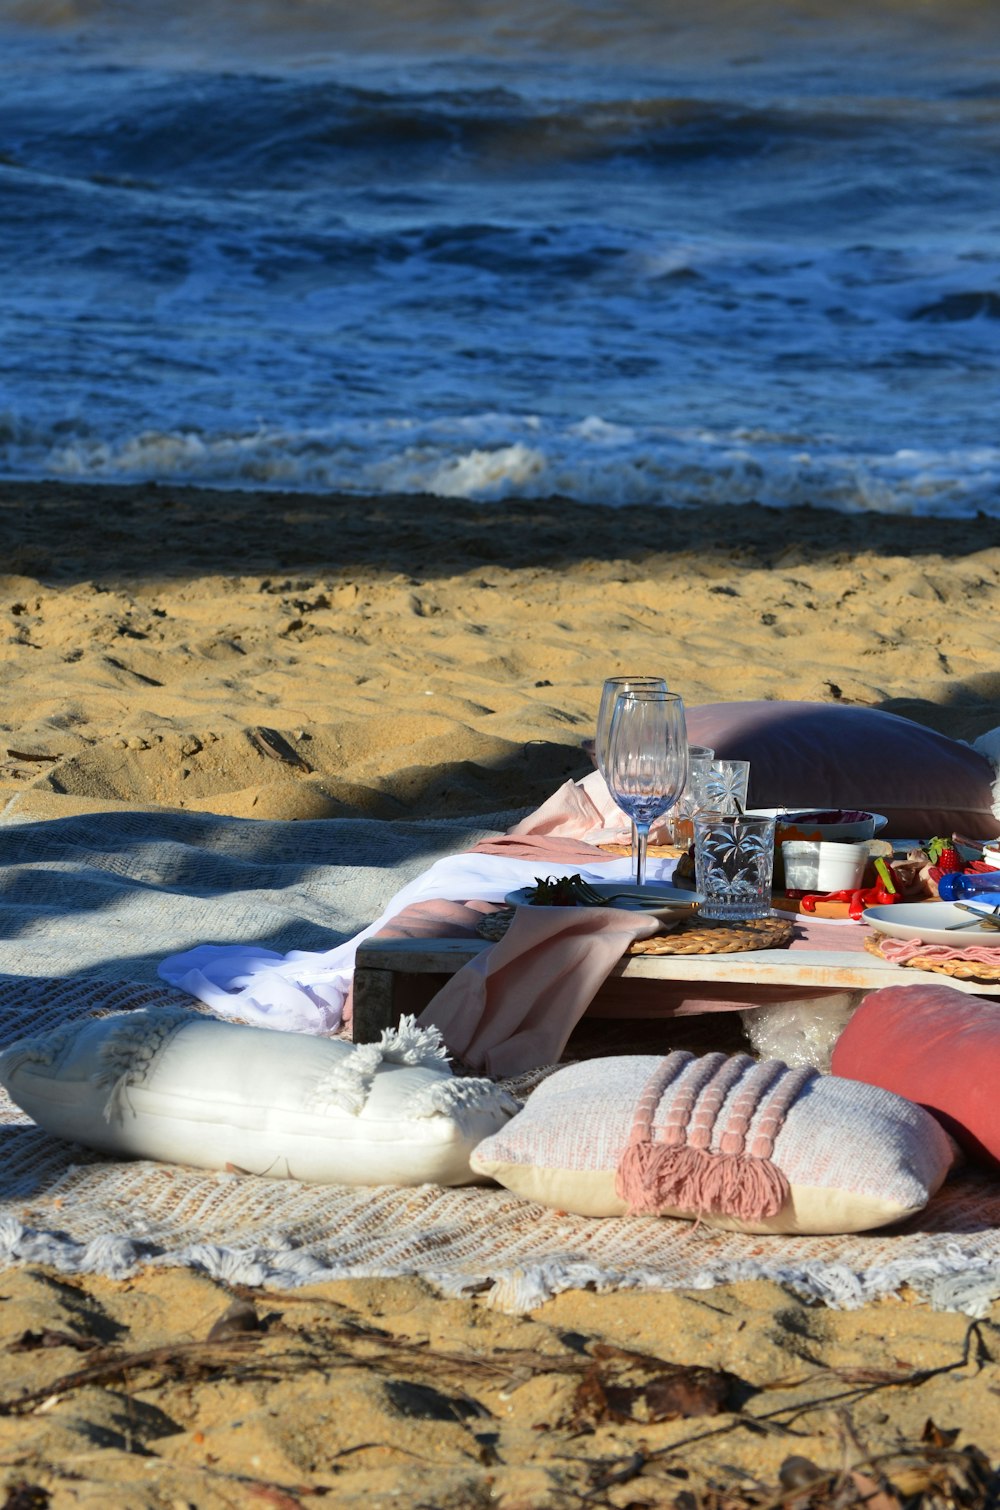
xmin=2 ymin=801 xmax=1000 ymax=1317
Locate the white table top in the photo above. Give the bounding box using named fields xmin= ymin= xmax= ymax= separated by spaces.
xmin=354 ymin=933 xmax=1000 ymax=996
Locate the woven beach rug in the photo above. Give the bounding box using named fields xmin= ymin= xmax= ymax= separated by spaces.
xmin=2 ymin=801 xmax=1000 ymax=1318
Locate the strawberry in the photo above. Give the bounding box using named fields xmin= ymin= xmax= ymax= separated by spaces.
xmin=935 ymin=845 xmax=963 ymax=874
xmin=927 ymin=836 xmax=963 ymax=874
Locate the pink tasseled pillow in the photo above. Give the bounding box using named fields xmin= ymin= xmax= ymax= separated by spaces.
xmin=470 ymin=1050 xmax=955 ymax=1234
xmin=685 ymin=701 xmax=998 ymax=841
xmin=831 ymin=982 xmax=1000 ymax=1169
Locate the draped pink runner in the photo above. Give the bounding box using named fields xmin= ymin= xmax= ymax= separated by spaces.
xmin=470 ymin=831 xmax=618 ymax=865
xmin=341 ymin=823 xmax=622 ymax=1025
xmin=418 ymin=904 xmax=663 ymax=1077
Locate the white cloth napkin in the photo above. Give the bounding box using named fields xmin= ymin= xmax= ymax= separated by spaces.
xmin=158 ymin=851 xmax=679 ymax=1034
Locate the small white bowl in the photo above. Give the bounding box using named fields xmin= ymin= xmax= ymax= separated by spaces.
xmin=782 ymin=839 xmax=868 ymax=894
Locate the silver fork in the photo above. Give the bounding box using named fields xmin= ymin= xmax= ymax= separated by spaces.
xmin=945 ymin=902 xmax=1000 ymax=931
xmin=603 ymin=893 xmax=698 ymax=908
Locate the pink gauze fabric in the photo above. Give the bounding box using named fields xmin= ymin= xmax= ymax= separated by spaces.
xmin=504 ymin=777 xmax=610 ymax=840
xmin=614 ymin=1051 xmax=816 ymax=1221
xmin=874 ymin=937 xmax=1000 ymax=967
xmin=360 ymin=795 xmax=862 ymax=1057
xmin=356 ymin=826 xmax=628 ymax=954
xmin=418 ymin=905 xmax=662 ymax=1078
xmin=401 ymin=806 xmax=875 ymax=1073
xmin=468 ymin=831 xmax=616 ymax=864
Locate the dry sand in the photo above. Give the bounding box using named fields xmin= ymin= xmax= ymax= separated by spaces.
xmin=2 ymin=479 xmax=1000 ymax=1507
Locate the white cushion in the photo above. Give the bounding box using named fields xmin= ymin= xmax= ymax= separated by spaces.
xmin=0 ymin=1010 xmax=516 ymax=1187
xmin=470 ymin=1052 xmax=956 ymax=1234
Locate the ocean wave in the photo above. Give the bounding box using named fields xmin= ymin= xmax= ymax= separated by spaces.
xmin=4 ymin=414 xmax=997 ymax=519
xmin=1 ymin=0 xmax=998 ymax=522
xmin=4 ymin=69 xmax=994 ymax=196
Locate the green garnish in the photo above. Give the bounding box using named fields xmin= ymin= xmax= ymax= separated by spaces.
xmin=526 ymin=874 xmax=611 ymax=907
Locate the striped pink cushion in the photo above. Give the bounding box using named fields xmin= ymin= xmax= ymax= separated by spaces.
xmin=471 ymin=1051 xmax=955 ymax=1234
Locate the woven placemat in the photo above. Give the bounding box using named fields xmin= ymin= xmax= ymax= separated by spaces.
xmin=477 ymin=908 xmax=794 ymax=954
xmin=630 ymin=914 xmax=794 ymax=955
xmin=597 ymin=842 xmax=687 ymax=859
xmin=863 ymin=931 xmax=1000 ymax=982
xmin=477 ymin=908 xmax=520 ymax=942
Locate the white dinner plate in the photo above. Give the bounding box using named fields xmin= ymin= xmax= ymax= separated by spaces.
xmin=505 ymin=881 xmax=702 ymax=921
xmin=862 ymin=900 xmax=1000 ymax=947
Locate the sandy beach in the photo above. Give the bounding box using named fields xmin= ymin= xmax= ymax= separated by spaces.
xmin=2 ymin=479 xmax=1000 ymax=1507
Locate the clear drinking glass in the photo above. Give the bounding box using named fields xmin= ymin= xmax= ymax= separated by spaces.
xmin=690 ymin=757 xmax=750 ymax=816
xmin=666 ymin=746 xmax=714 ymax=845
xmin=693 ymin=810 xmax=776 ymax=920
xmin=668 ymin=753 xmax=751 ymax=846
xmin=605 ymin=690 xmax=689 ymax=886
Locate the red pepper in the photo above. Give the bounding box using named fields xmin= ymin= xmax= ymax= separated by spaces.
xmin=800 ymin=886 xmax=856 ymax=912
xmin=798 ymin=859 xmax=903 ymax=920
xmin=848 ymin=888 xmax=870 ymax=920
xmin=847 ymin=870 xmax=902 ymax=920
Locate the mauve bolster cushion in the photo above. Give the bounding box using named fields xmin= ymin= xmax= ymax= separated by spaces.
xmin=831 ymin=982 xmax=1000 ymax=1167
xmin=686 ymin=701 xmax=998 ymax=841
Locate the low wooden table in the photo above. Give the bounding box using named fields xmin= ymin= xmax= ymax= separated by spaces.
xmin=351 ymin=934 xmax=1000 ymax=1042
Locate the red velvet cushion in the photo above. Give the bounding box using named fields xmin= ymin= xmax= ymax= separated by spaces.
xmin=831 ymin=982 xmax=1000 ymax=1167
xmin=686 ymin=701 xmax=998 ymax=841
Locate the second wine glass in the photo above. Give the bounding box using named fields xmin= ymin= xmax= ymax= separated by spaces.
xmin=605 ymin=690 xmax=689 ymax=886
xmin=594 ymin=676 xmax=668 ymax=782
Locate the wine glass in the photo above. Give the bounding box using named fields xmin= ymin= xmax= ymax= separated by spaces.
xmin=605 ymin=690 xmax=689 ymax=886
xmin=594 ymin=676 xmax=668 ymax=780
xmin=595 ymin=676 xmax=668 ymax=876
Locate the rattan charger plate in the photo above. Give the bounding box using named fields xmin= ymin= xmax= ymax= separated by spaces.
xmin=477 ymin=908 xmax=794 ymax=955
xmin=597 ymin=842 xmax=687 ymax=860
xmin=864 ymin=931 xmax=1000 ymax=982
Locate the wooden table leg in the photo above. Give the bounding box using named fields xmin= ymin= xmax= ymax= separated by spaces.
xmin=352 ymin=966 xmax=399 ymax=1042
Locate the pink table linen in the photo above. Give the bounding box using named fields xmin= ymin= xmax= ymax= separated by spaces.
xmin=418 ymin=903 xmax=663 ymax=1077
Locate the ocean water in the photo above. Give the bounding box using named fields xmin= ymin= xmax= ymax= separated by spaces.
xmin=1 ymin=0 xmax=998 ymax=516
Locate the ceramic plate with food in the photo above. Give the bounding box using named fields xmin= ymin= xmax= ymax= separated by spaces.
xmin=505 ymin=876 xmax=701 ymax=920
